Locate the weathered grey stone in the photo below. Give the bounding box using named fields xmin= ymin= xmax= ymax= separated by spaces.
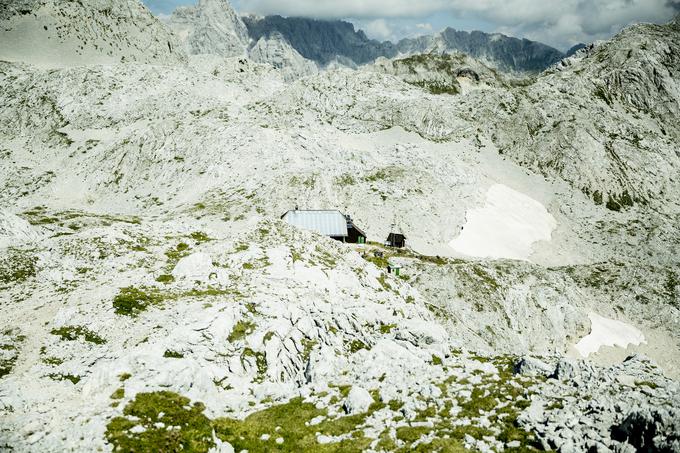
xmin=343 ymin=386 xmax=373 ymax=414
xmin=514 ymin=356 xmax=554 ymax=377
xmin=551 ymin=358 xmax=581 ymax=381
xmin=611 ymin=407 xmax=680 ymax=452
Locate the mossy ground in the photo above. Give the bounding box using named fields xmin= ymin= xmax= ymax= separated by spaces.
xmin=113 ymin=286 xmax=166 ymax=316
xmin=106 ymin=391 xmax=214 ymax=453
xmin=0 ymin=330 xmax=24 ymax=378
xmin=0 ymin=248 xmax=37 ymax=288
xmin=105 ymin=354 xmax=545 ymax=452
xmin=51 ymin=325 xmax=106 ymax=344
xmin=113 ymin=285 xmax=243 ymax=316
xmin=228 ymin=320 xmax=256 ymax=343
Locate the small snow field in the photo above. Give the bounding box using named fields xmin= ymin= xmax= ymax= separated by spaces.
xmin=449 ymin=184 xmax=556 ymax=261
xmin=574 ymin=312 xmax=646 ymax=358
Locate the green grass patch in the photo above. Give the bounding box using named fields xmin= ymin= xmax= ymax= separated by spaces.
xmin=119 ymin=372 xmax=132 ymax=382
xmin=228 ymin=320 xmax=256 ymax=343
xmin=334 ymin=174 xmax=356 ymax=186
xmin=379 ymin=323 xmax=396 ymax=334
xmin=348 ymin=339 xmax=368 ymax=353
xmin=242 ymin=348 xmax=267 ymax=383
xmin=50 ymin=326 xmax=106 ymax=345
xmin=0 ymin=249 xmax=37 ymax=287
xmin=213 ymin=396 xmax=374 ymax=452
xmin=113 ymin=287 xmax=165 ymax=316
xmin=155 ymin=274 xmax=175 ymax=284
xmin=106 ymin=391 xmax=214 ymax=453
xmin=48 ymin=373 xmax=81 ymax=384
xmin=107 ymin=391 xmax=379 ymax=453
xmin=111 ymin=388 xmax=125 ymax=400
xmin=377 ymin=273 xmax=392 ymax=291
xmin=42 ymin=356 xmax=64 ymax=366
xmin=190 ymin=231 xmax=211 ymax=243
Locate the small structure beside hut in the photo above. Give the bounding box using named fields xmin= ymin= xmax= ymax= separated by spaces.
xmin=387 ymin=263 xmax=402 ymax=276
xmin=385 ymin=232 xmax=406 ymax=248
xmin=281 ymin=209 xmax=367 ymax=244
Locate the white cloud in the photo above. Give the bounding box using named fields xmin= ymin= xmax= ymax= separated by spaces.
xmin=362 ymin=19 xmax=394 ymax=41
xmin=236 ymin=0 xmax=679 ymax=49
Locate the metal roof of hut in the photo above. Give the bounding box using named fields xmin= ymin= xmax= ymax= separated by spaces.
xmin=281 ymin=210 xmax=348 ymax=237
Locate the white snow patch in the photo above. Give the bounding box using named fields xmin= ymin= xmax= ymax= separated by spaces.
xmin=449 ymin=184 xmax=556 ymax=261
xmin=574 ymin=312 xmax=646 ymax=358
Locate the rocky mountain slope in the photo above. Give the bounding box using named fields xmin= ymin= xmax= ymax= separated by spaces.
xmin=0 ymin=0 xmax=186 ymax=67
xmin=369 ymin=53 xmax=505 ymax=95
xmin=476 ymin=18 xmax=680 ymax=213
xmin=242 ymin=15 xmax=565 ymax=73
xmin=396 ymin=28 xmax=564 ymax=73
xmin=249 ymin=32 xmax=318 ymax=82
xmin=164 ymin=0 xmax=249 ymax=58
xmin=164 ymin=0 xmax=317 ymax=81
xmin=0 ymin=2 xmax=679 ymax=452
xmin=242 ymin=15 xmax=395 ymax=67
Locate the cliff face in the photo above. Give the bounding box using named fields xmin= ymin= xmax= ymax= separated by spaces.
xmin=243 ymin=15 xmax=397 ymax=66
xmin=0 ymin=0 xmax=186 ymax=67
xmin=242 ymin=15 xmax=565 ymax=73
xmin=165 ymin=0 xmax=249 ymax=58
xmin=397 ymin=28 xmax=565 ymax=73
xmin=249 ymin=32 xmax=318 ymax=82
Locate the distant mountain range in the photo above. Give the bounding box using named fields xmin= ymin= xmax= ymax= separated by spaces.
xmin=243 ymin=15 xmax=570 ymax=73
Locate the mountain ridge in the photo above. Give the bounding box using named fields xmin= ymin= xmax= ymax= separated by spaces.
xmin=242 ymin=15 xmax=566 ymax=73
xmin=165 ymin=0 xmax=249 ymax=58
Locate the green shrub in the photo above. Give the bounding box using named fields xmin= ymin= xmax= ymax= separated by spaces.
xmin=113 ymin=287 xmax=164 ymax=316
xmin=51 ymin=326 xmax=106 ymax=344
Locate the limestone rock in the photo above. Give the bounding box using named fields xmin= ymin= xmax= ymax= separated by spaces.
xmin=343 ymin=387 xmax=373 ymax=414
xmin=172 ymin=253 xmax=216 ymax=282
xmin=514 ymin=356 xmax=554 ymax=377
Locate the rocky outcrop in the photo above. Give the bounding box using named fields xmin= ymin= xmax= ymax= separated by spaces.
xmin=0 ymin=0 xmax=186 ymax=67
xmin=165 ymin=0 xmax=249 ymax=57
xmin=612 ymin=407 xmax=680 ymax=452
xmin=0 ymin=209 xmax=41 ymax=249
xmin=477 ymin=18 xmax=680 ymax=212
xmin=397 ymin=28 xmax=565 ymax=73
xmin=369 ymin=53 xmax=504 ymax=95
xmin=242 ymin=15 xmax=396 ymax=67
xmin=248 ymin=32 xmax=317 ymax=81
xmin=515 ymin=355 xmax=680 ymax=453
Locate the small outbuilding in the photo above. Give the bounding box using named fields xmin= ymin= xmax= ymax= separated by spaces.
xmin=387 ymin=263 xmax=402 ymax=276
xmin=344 ymin=215 xmax=367 ymax=244
xmin=281 ymin=209 xmax=367 ymax=244
xmin=386 ymin=232 xmax=406 ymax=248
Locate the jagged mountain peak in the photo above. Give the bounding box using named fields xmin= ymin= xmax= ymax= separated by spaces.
xmin=242 ymin=15 xmax=566 ymax=73
xmin=397 ymin=27 xmax=565 ymax=73
xmin=0 ymin=0 xmax=186 ymax=68
xmin=248 ymin=31 xmax=318 ymax=81
xmin=165 ymin=0 xmax=249 ymax=57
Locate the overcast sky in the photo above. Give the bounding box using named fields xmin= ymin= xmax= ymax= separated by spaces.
xmin=143 ymin=0 xmax=679 ymax=51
